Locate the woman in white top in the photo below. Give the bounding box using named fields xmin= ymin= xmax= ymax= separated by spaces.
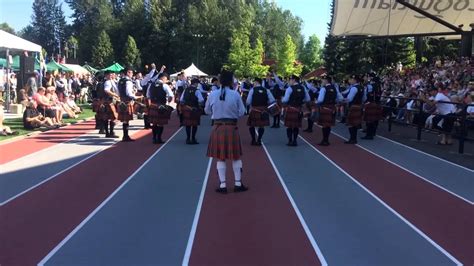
xmin=433 ymin=84 xmax=457 ymax=145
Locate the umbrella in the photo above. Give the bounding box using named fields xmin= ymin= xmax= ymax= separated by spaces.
xmin=101 ymin=62 xmax=124 ymax=73
xmin=83 ymin=64 xmax=99 ymax=74
xmin=46 ymin=59 xmax=72 ymax=72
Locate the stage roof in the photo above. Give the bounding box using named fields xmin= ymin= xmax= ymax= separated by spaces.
xmin=330 ymin=0 xmax=473 ymax=38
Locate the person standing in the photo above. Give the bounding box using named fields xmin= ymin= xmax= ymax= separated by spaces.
xmin=175 ymin=72 xmax=188 ymax=126
xmin=117 ymin=68 xmax=142 ymax=142
xmin=180 ymin=78 xmax=204 ymax=144
xmin=282 ymin=75 xmax=310 ymax=146
xmin=205 ymin=70 xmax=247 ymax=194
xmin=362 ymin=73 xmax=383 ymax=140
xmin=316 ymin=75 xmax=342 ymax=146
xmin=303 ymin=79 xmax=319 ymax=133
xmin=147 ymin=72 xmax=174 ymax=144
xmin=246 ymin=77 xmax=275 ymax=145
xmin=103 ymin=71 xmax=120 ymax=138
xmin=344 ymin=74 xmax=366 ymax=144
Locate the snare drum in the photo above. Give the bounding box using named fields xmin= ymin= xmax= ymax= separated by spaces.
xmin=267 ymin=102 xmax=281 ymax=117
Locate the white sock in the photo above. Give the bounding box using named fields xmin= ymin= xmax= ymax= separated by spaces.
xmin=216 ymin=161 xmax=226 ymax=188
xmin=232 ymin=160 xmax=242 ymax=186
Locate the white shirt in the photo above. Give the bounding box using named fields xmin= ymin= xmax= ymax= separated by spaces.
xmin=205 ymin=87 xmax=245 ymax=119
xmin=146 ymin=80 xmax=174 ymax=99
xmin=434 ymin=92 xmax=456 ymax=115
xmin=104 ymin=79 xmax=118 ymax=94
xmin=466 ymin=105 xmax=474 ymax=115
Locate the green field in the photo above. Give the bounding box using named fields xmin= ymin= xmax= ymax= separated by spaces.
xmin=1 ymin=104 xmax=95 ymax=142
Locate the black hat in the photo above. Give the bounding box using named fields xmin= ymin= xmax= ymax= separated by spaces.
xmin=211 ymin=77 xmax=218 ymax=83
xmin=158 ymin=72 xmax=169 ymax=79
xmin=254 ymin=77 xmax=262 ymax=84
xmin=104 ymin=70 xmax=112 ymax=75
xmin=321 ymin=74 xmax=332 ymax=82
xmin=290 ymin=75 xmax=300 ymax=82
xmin=191 ymin=78 xmax=200 ymax=84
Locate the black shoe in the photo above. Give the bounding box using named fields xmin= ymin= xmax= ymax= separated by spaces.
xmin=153 ymin=139 xmax=158 ymax=144
xmin=234 ymin=184 xmax=248 ymax=193
xmin=157 ymin=139 xmax=165 ymax=144
xmin=344 ymin=140 xmax=357 ymax=144
xmin=186 ymin=139 xmax=192 ymax=145
xmin=191 ymin=139 xmax=199 ymax=145
xmin=98 ymin=129 xmax=105 ymax=134
xmin=251 ymin=140 xmax=257 ymax=146
xmin=292 ymin=140 xmax=298 ymax=146
xmin=361 ymin=136 xmax=374 ymax=140
xmin=318 ymin=141 xmax=330 ymax=146
xmin=106 ymin=134 xmax=119 ymax=139
xmin=122 ymin=136 xmax=135 ymax=142
xmin=256 ymin=140 xmax=262 ymax=146
xmin=215 ymin=187 xmax=228 ymax=194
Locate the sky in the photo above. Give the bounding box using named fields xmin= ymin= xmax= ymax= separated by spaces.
xmin=0 ymin=0 xmax=331 ymax=43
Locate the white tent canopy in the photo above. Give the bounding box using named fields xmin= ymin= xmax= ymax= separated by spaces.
xmin=62 ymin=64 xmax=90 ymax=75
xmin=171 ymin=63 xmax=208 ymax=77
xmin=0 ymin=30 xmax=42 ymax=52
xmin=331 ymin=0 xmax=474 ymax=37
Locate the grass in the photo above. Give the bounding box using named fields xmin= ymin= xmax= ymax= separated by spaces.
xmin=0 ymin=104 xmax=95 ymax=142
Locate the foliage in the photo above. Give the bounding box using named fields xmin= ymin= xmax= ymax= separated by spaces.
xmin=91 ymin=30 xmax=114 ymax=68
xmin=122 ymin=35 xmax=141 ymax=69
xmin=0 ymin=22 xmax=15 ymax=34
xmin=300 ymin=34 xmax=323 ymax=74
xmin=275 ymin=34 xmax=302 ymax=77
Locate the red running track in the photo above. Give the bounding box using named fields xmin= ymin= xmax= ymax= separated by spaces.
xmin=0 ymin=118 xmax=180 ymax=266
xmin=0 ymin=120 xmax=96 ymax=164
xmin=301 ymin=128 xmax=473 ymax=265
xmin=190 ymin=120 xmax=320 ymax=266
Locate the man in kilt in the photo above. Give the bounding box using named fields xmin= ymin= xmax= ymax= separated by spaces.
xmin=362 ymin=73 xmax=383 ymax=140
xmin=282 ymin=75 xmax=310 ymax=146
xmin=117 ymin=67 xmax=142 ymax=142
xmin=147 ymin=72 xmax=174 ymax=144
xmin=344 ymin=74 xmax=366 ymax=144
xmin=270 ymin=73 xmax=285 ymax=128
xmin=303 ymin=79 xmax=320 ymax=133
xmin=102 ymin=71 xmax=120 ymax=138
xmin=140 ymin=64 xmax=165 ymax=129
xmin=92 ymin=74 xmax=106 ymax=134
xmin=246 ymin=77 xmax=276 ymax=146
xmin=180 ymin=78 xmax=204 ymax=144
xmin=316 ymin=75 xmax=343 ymax=146
xmin=175 ymin=72 xmax=188 ymax=126
xmin=205 ymin=70 xmax=247 ymax=194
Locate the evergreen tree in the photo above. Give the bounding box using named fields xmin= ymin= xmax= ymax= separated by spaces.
xmin=300 ymin=34 xmax=323 ymax=74
xmin=92 ymin=30 xmax=114 ymax=68
xmin=249 ymin=38 xmax=270 ymax=78
xmin=122 ymin=35 xmax=141 ymax=69
xmin=276 ymin=34 xmax=302 ymax=77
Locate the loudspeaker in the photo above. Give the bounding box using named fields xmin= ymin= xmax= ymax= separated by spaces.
xmin=20 ymin=56 xmax=35 ymax=74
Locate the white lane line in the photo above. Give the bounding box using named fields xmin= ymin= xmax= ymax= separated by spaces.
xmin=376 ymin=134 xmax=474 ymax=172
xmin=324 ymin=128 xmax=473 ymax=205
xmin=298 ymin=135 xmax=462 ymax=265
xmin=37 ymin=127 xmax=183 ymax=266
xmin=261 ymin=142 xmax=328 ymax=266
xmin=0 ymin=128 xmax=144 ymax=206
xmin=182 ymin=158 xmax=212 ymax=266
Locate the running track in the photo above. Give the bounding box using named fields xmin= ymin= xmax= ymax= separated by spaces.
xmin=0 ymin=115 xmax=472 ymax=265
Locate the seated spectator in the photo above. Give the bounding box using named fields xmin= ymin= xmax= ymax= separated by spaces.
xmin=47 ymin=86 xmax=65 ymax=124
xmin=33 ymin=87 xmax=57 ymax=124
xmin=23 ymin=101 xmax=56 ymax=130
xmin=65 ymin=95 xmax=82 ymax=114
xmin=432 ymin=84 xmax=457 ymax=145
xmin=0 ymin=98 xmax=18 ymax=136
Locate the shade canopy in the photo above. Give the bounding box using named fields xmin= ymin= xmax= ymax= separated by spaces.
xmin=62 ymin=64 xmax=90 ymax=75
xmin=171 ymin=63 xmax=208 ymax=77
xmin=331 ymin=0 xmax=473 ymax=38
xmin=46 ymin=60 xmax=72 ymax=72
xmin=0 ymin=55 xmax=41 ymax=71
xmin=102 ymin=62 xmax=124 ymax=72
xmin=83 ymin=64 xmax=99 ymax=74
xmin=0 ymin=30 xmax=42 ymax=52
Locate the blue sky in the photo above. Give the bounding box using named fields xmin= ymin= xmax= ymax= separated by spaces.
xmin=0 ymin=0 xmax=331 ymax=43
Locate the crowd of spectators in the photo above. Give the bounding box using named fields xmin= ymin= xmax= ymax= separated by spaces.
xmin=378 ymin=56 xmax=473 ymax=144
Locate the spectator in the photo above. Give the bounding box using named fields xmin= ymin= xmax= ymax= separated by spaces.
xmin=33 ymin=87 xmax=57 ymax=124
xmin=23 ymin=101 xmax=56 ymax=130
xmin=26 ymin=72 xmax=38 ymax=97
xmin=432 ymin=84 xmax=457 ymax=145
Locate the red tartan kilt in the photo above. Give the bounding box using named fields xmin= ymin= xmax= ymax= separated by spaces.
xmin=247 ymin=107 xmax=270 ymax=127
xmin=317 ymin=105 xmax=336 ymax=127
xmin=284 ymin=107 xmax=302 ymax=128
xmin=92 ymin=99 xmax=102 ymax=112
xmin=347 ymin=105 xmax=363 ymax=127
xmin=363 ymin=103 xmax=383 ymax=122
xmin=207 ymin=124 xmax=242 ymax=160
xmin=117 ymin=101 xmax=134 ymax=122
xmin=97 ymin=101 xmax=117 ymax=121
xmin=182 ymin=105 xmax=202 ymax=126
xmin=148 ymin=103 xmax=172 ymax=125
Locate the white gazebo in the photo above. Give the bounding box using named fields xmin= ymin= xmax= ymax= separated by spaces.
xmin=0 ymin=30 xmax=43 ymax=110
xmin=171 ymin=63 xmax=208 ymax=78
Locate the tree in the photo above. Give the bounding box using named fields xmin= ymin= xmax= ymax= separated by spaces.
xmin=0 ymin=22 xmax=15 ymax=34
xmin=276 ymin=34 xmax=302 ymax=77
xmin=300 ymin=34 xmax=323 ymax=74
xmin=92 ymin=30 xmax=114 ymax=68
xmin=122 ymin=35 xmax=141 ymax=68
xmin=249 ymin=38 xmax=270 ymax=77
